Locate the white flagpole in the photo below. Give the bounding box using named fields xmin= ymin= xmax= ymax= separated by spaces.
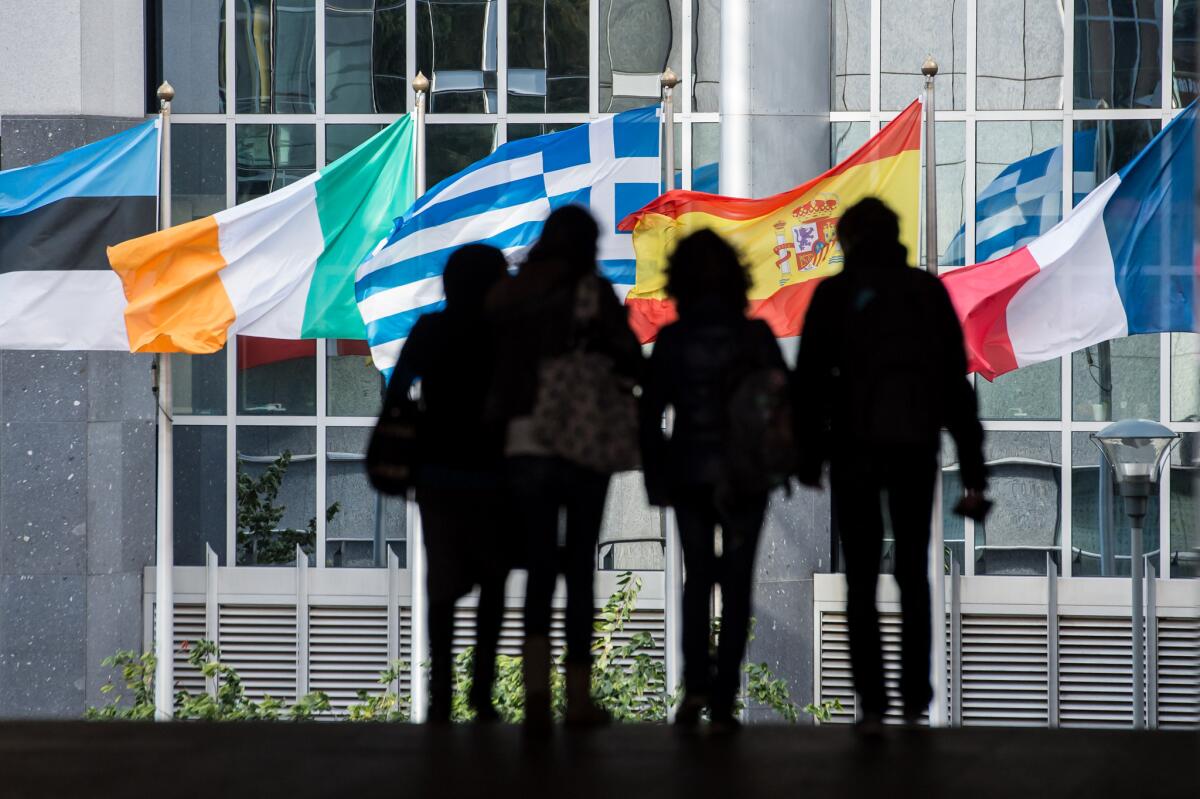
xmin=153 ymin=80 xmax=176 ymax=721
xmin=921 ymin=57 xmax=949 ymax=728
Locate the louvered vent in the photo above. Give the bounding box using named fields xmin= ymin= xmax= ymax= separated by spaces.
xmin=451 ymin=606 xmax=666 ymax=667
xmin=150 ymin=603 xmax=207 ymax=697
xmin=960 ymin=615 xmax=1048 ymax=727
xmin=309 ymin=606 xmax=389 ymax=714
xmin=1157 ymin=617 xmax=1200 ymax=729
xmin=218 ymin=604 xmax=298 ymax=704
xmin=1059 ymin=616 xmax=1136 ymax=729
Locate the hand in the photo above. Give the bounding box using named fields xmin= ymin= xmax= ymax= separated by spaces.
xmin=954 ymin=488 xmax=992 ymax=522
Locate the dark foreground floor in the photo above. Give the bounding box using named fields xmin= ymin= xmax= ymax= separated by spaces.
xmin=0 ymin=722 xmax=1195 ymax=799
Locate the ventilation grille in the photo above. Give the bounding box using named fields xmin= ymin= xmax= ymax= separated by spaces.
xmin=309 ymin=606 xmax=393 ymax=714
xmin=150 ymin=603 xmax=208 ymax=697
xmin=1059 ymin=616 xmax=1135 ymax=729
xmin=1157 ymin=617 xmax=1200 ymax=729
xmin=960 ymin=615 xmax=1048 ymax=727
xmin=217 ymin=604 xmax=298 ymax=704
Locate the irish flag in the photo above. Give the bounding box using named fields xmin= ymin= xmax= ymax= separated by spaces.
xmin=942 ymin=102 xmax=1197 ymax=380
xmin=619 ymin=99 xmax=922 ymax=342
xmin=108 ymin=115 xmax=415 ymax=353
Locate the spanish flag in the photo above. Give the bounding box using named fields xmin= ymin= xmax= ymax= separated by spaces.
xmin=619 ymin=99 xmax=923 ymax=342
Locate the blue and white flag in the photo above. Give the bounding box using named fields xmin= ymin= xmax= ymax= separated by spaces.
xmin=945 ymin=130 xmax=1097 ymax=265
xmin=355 ymin=106 xmax=661 ymax=376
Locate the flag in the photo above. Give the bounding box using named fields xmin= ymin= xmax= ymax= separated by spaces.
xmin=942 ymin=102 xmax=1197 ymax=381
xmin=944 ymin=129 xmax=1097 ymax=266
xmin=355 ymin=106 xmax=661 ymax=378
xmin=0 ymin=120 xmax=158 ymax=350
xmin=108 ymin=115 xmax=415 ymax=353
xmin=620 ymin=99 xmax=923 ymax=343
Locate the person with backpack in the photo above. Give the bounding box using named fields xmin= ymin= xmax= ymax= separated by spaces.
xmin=794 ymin=198 xmax=988 ymax=732
xmin=639 ymin=229 xmax=790 ymax=732
xmin=486 ymin=206 xmax=643 ymax=731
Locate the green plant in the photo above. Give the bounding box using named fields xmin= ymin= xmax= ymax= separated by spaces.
xmin=85 ymin=650 xmax=157 ymax=720
xmin=802 ymin=698 xmax=845 ymax=724
xmin=236 ymin=450 xmax=341 ymax=565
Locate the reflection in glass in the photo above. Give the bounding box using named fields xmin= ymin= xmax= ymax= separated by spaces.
xmin=506 ymin=122 xmax=579 ymax=141
xmin=326 ymin=427 xmax=407 ymax=567
xmin=161 ymin=0 xmax=226 ymax=113
xmin=1072 ymin=119 xmax=1157 ymax=198
xmin=236 ymin=124 xmax=317 ymax=203
xmin=1074 ymin=0 xmax=1162 ymax=109
xmin=426 ymin=124 xmax=496 ymax=187
xmin=1168 ymin=433 xmax=1199 ymax=577
xmin=236 ymin=426 xmax=317 ymax=565
xmin=1173 ymin=0 xmax=1198 ymax=105
xmin=326 ymin=124 xmax=385 ymax=164
xmin=932 ymin=122 xmax=965 ymax=266
xmin=326 ymin=0 xmax=407 ymax=113
xmin=172 ymin=350 xmax=227 ymax=416
xmin=940 ymin=434 xmax=966 ymax=572
xmin=417 ymin=0 xmax=498 ymax=113
xmin=1171 ymin=333 xmax=1200 ymax=421
xmin=598 ymin=472 xmax=663 ymax=570
xmin=880 ymin=0 xmax=966 ymax=110
xmin=237 ymin=337 xmax=317 ymax=415
xmin=833 ymin=0 xmax=870 ymax=111
xmin=174 ymin=426 xmax=227 ymax=565
xmin=508 ymin=0 xmax=588 ymax=113
xmin=692 ymin=122 xmax=719 ymax=193
xmin=693 ymin=0 xmax=720 ymax=111
xmin=1072 ymin=335 xmax=1159 ymax=421
xmin=600 ymin=0 xmax=681 ymax=113
xmin=975 ymin=432 xmax=1061 ymax=576
xmin=172 ymin=124 xmax=226 ymax=225
xmin=976 ymin=0 xmax=1064 ymax=110
xmin=832 ymin=121 xmax=869 ymax=164
xmin=976 ymin=359 xmax=1061 ymax=421
xmin=1071 ymin=431 xmax=1159 ymax=577
xmin=328 ymin=339 xmax=385 ymax=416
xmin=236 ymin=0 xmax=317 ymax=113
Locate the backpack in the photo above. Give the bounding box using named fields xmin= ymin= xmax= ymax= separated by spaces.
xmin=723 ymin=328 xmax=796 ymax=497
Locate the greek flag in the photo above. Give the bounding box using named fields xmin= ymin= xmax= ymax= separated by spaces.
xmin=355 ymin=106 xmax=662 ymax=377
xmin=946 ymin=129 xmax=1097 ymax=265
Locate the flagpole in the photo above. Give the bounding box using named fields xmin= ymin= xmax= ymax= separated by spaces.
xmin=660 ymin=68 xmax=678 ymax=193
xmin=413 ymin=71 xmax=428 ymax=196
xmin=922 ymin=56 xmax=949 ymax=728
xmin=153 ymin=80 xmax=176 ymax=721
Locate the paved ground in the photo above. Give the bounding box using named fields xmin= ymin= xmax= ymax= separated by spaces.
xmin=0 ymin=722 xmax=1194 ymax=798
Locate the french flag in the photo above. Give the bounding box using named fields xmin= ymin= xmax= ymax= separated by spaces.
xmin=943 ymin=102 xmax=1198 ymax=381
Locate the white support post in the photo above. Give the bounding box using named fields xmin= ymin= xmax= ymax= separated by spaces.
xmin=205 ymin=544 xmax=219 ymax=698
xmin=663 ymin=508 xmax=683 ymax=719
xmin=296 ymin=545 xmax=310 ymax=700
xmin=387 ymin=546 xmax=402 ymax=696
xmin=153 ymin=81 xmax=176 ymax=721
xmin=408 ymin=496 xmax=427 ymax=722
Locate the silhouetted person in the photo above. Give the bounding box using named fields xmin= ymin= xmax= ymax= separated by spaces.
xmin=487 ymin=205 xmax=643 ymax=731
xmin=389 ymin=244 xmax=511 ymax=723
xmin=640 ymin=230 xmax=788 ymax=732
xmin=795 ymin=198 xmax=987 ymax=730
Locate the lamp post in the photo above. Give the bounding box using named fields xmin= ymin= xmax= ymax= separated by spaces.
xmin=1091 ymin=419 xmax=1179 ymax=729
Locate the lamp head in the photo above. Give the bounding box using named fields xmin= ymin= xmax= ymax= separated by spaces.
xmin=1091 ymin=419 xmax=1179 ymax=498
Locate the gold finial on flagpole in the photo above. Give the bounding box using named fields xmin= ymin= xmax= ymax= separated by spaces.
xmin=157 ymin=81 xmax=175 ymax=108
xmin=412 ymin=71 xmax=430 ymax=95
xmin=660 ymin=67 xmax=679 ymax=91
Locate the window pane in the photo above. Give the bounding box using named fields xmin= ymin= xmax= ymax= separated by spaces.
xmin=1173 ymin=0 xmax=1198 ymax=106
xmin=600 ymin=0 xmax=682 ymax=113
xmin=1074 ymin=0 xmax=1163 ymax=109
xmin=972 ymin=121 xmax=1063 ymax=264
xmin=975 ymin=432 xmax=1061 ymax=576
xmin=692 ymin=122 xmax=719 ymax=193
xmin=598 ymin=472 xmax=663 ymax=570
xmin=1169 ymin=433 xmax=1199 ymax=577
xmin=236 ymin=426 xmax=317 ymax=565
xmin=161 ymin=0 xmax=226 ymax=113
xmin=832 ymin=121 xmax=869 ymax=164
xmin=326 ymin=426 xmax=407 ymax=567
xmin=506 ymin=122 xmax=580 ymax=141
xmin=325 ymin=123 xmax=385 ymax=163
xmin=328 ymin=339 xmax=385 ymax=416
xmin=932 ymin=121 xmax=965 ymax=266
xmin=833 ymin=0 xmax=870 ymax=111
xmin=976 ymin=0 xmax=1065 ymax=110
xmin=1072 ymin=431 xmax=1159 ymax=577
xmin=880 ymin=0 xmax=967 ymax=111
xmin=236 ymin=124 xmax=317 ymax=203
xmin=508 ymin=0 xmax=588 ymax=113
xmin=417 ymin=0 xmax=498 ymax=113
xmin=174 ymin=426 xmax=226 ymax=565
xmin=976 ymin=359 xmax=1062 ymax=421
xmin=236 ymin=0 xmax=317 ymax=113
xmin=1171 ymin=332 xmax=1200 ymax=420
xmin=693 ymin=0 xmax=720 ymax=111
xmin=172 ymin=350 xmax=227 ymax=416
xmin=1071 ymin=335 xmax=1159 ymax=421
xmin=172 ymin=124 xmax=227 ymax=225
xmin=940 ymin=434 xmax=966 ymax=572
xmin=426 ymin=124 xmax=496 ymax=187
xmin=1072 ymin=118 xmax=1158 ymax=198
xmin=237 ymin=337 xmax=317 ymax=415
xmin=325 ymin=0 xmax=407 ymax=113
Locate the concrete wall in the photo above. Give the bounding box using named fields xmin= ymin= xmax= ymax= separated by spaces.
xmin=0 ymin=1 xmax=154 ymax=718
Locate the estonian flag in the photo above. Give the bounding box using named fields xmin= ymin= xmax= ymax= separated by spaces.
xmin=0 ymin=119 xmax=158 ymax=350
